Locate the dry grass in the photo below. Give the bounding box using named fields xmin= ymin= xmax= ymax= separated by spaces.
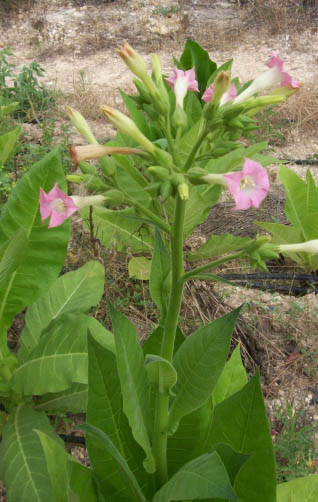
xmin=279 ymin=81 xmax=318 ymax=139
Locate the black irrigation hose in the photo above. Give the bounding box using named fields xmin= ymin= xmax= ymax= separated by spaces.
xmin=220 ymin=273 xmax=318 ymax=295
xmin=282 ymin=159 xmax=318 ymax=165
xmin=59 ymin=433 xmax=86 ymax=446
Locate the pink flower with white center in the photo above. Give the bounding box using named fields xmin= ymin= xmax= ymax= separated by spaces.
xmin=224 ymin=158 xmax=270 ymax=210
xmin=234 ymin=51 xmax=300 ymax=104
xmin=40 ymin=184 xmax=79 ymax=228
xmin=165 ymin=68 xmax=199 ymax=108
xmin=202 ymin=82 xmax=237 ymax=105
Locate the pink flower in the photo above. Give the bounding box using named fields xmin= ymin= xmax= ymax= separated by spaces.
xmin=40 ymin=184 xmax=79 ymax=228
xmin=224 ymin=158 xmax=269 ymax=210
xmin=165 ymin=68 xmax=199 ymax=108
xmin=202 ymin=84 xmax=214 ymax=103
xmin=234 ymin=51 xmax=300 ymax=104
xmin=202 ymin=82 xmax=237 ymax=104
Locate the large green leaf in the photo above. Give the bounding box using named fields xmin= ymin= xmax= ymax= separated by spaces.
xmin=168 ymin=307 xmax=241 ymax=432
xmin=184 ymin=184 xmax=222 ymax=237
xmin=36 ymin=429 xmax=98 ymax=502
xmin=18 ymin=260 xmax=105 ymax=362
xmin=82 ymin=424 xmax=147 ymax=502
xmin=34 ymin=383 xmax=88 ymax=413
xmin=110 ymin=308 xmax=155 ymax=473
xmin=305 ymin=169 xmax=318 ymax=213
xmin=149 ymin=229 xmax=171 ymax=316
xmin=86 ymin=334 xmax=150 ymax=499
xmin=11 ymin=313 xmax=90 ymax=395
xmin=209 ymin=373 xmax=277 ymax=502
xmin=145 ymin=354 xmax=177 ymax=395
xmin=83 ymin=206 xmax=153 ymax=253
xmin=0 ymin=228 xmax=28 ymax=293
xmin=142 ymin=325 xmax=185 ymax=357
xmin=0 ymin=148 xmax=70 ymax=339
xmin=276 ymin=475 xmax=318 ymax=502
xmin=178 ymin=39 xmax=217 ymax=96
xmin=212 ymin=344 xmax=248 ymax=405
xmin=153 ymin=451 xmax=238 ymax=502
xmin=167 ymin=399 xmax=213 ymax=476
xmin=187 ymin=234 xmax=251 ymax=262
xmin=115 ymin=165 xmax=151 ymax=207
xmin=0 ymin=405 xmax=61 ymax=502
xmin=279 ymin=165 xmax=310 ymax=239
xmin=128 ymin=256 xmax=151 ymax=280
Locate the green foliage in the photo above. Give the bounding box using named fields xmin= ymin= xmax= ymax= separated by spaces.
xmin=274 ymin=403 xmax=318 ymax=483
xmin=277 ymin=475 xmax=318 ymax=502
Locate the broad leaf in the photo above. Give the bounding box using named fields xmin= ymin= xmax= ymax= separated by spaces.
xmin=149 ymin=229 xmax=171 ymax=315
xmin=69 ymin=462 xmax=98 ymax=502
xmin=212 ymin=344 xmax=248 ymax=405
xmin=0 ymin=228 xmax=28 ymax=291
xmin=128 ymin=256 xmax=151 ymax=280
xmin=168 ymin=307 xmax=242 ymax=432
xmin=115 ymin=165 xmax=151 ymax=207
xmin=276 ymin=475 xmax=318 ymax=502
xmin=83 ymin=206 xmax=153 ymax=253
xmin=86 ymin=334 xmax=150 ymax=498
xmin=18 ymin=260 xmax=105 ymax=362
xmin=0 ymin=148 xmax=69 ymax=339
xmin=279 ymin=165 xmax=309 ymax=239
xmin=153 ymin=451 xmax=238 ymax=502
xmin=110 ymin=308 xmax=155 ymax=473
xmin=184 ymin=184 xmax=222 ymax=237
xmin=82 ymin=424 xmax=147 ymax=502
xmin=34 ymin=383 xmax=88 ymax=413
xmin=187 ymin=234 xmax=251 ymax=262
xmin=0 ymin=405 xmax=60 ymax=502
xmin=178 ymin=39 xmax=217 ymax=96
xmin=209 ymin=373 xmax=277 ymax=502
xmin=11 ymin=313 xmax=90 ymax=395
xmin=306 ymin=169 xmax=318 ymax=213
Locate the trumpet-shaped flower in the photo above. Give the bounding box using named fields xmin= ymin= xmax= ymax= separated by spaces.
xmin=40 ymin=184 xmax=79 ymax=228
xmin=224 ymin=158 xmax=269 ymax=210
xmin=166 ymin=68 xmax=199 ymax=108
xmin=234 ymin=51 xmax=300 ymax=104
xmin=40 ymin=184 xmax=106 ymax=228
xmin=279 ymin=240 xmax=318 ymax=254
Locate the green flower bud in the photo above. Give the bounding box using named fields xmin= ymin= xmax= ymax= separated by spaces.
xmin=79 ymin=162 xmax=98 ymax=176
xmin=160 ymin=180 xmax=174 ymax=201
xmin=148 ymin=165 xmax=171 ymax=181
xmin=172 ymin=105 xmax=188 ymax=130
xmin=104 ymin=189 xmax=125 ymax=206
xmin=177 ymin=182 xmax=189 ymax=200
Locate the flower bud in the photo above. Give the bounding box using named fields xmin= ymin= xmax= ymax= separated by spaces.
xmin=177 ymin=182 xmax=189 ymax=200
xmin=212 ymin=71 xmax=231 ymax=105
xmin=104 ymin=189 xmax=125 ymax=206
xmin=152 ymin=146 xmax=173 ymax=169
xmin=133 ymin=78 xmax=152 ymax=104
xmin=100 ymin=105 xmax=155 ymax=154
xmin=148 ymin=165 xmax=171 ymax=181
xmin=160 ymin=180 xmax=173 ymax=201
xmin=172 ymin=105 xmax=188 ymax=130
xmin=66 ymin=106 xmax=97 ymax=144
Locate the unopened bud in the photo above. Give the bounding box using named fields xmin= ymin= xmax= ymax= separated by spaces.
xmin=172 ymin=105 xmax=188 ymax=130
xmin=148 ymin=165 xmax=170 ymax=181
xmin=66 ymin=106 xmax=97 ymax=144
xmin=177 ymin=182 xmax=189 ymax=200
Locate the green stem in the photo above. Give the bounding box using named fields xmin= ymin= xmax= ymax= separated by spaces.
xmin=127 ymin=197 xmax=171 ymax=235
xmin=183 ymin=251 xmax=244 ymax=282
xmin=152 ymin=196 xmax=186 ymax=486
xmin=182 ymin=118 xmax=207 ymax=172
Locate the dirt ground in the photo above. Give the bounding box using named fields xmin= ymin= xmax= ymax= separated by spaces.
xmin=1 ymin=0 xmax=318 ymax=490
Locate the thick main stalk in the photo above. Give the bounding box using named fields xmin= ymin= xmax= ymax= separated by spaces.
xmin=152 ymin=196 xmax=186 ymax=486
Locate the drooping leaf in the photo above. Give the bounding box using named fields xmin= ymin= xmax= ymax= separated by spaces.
xmin=153 ymin=451 xmax=238 ymax=502
xmin=128 ymin=256 xmax=151 ymax=280
xmin=18 ymin=260 xmax=105 ymax=362
xmin=0 ymin=148 xmax=69 ymax=339
xmin=82 ymin=424 xmax=148 ymax=502
xmin=149 ymin=229 xmax=171 ymax=315
xmin=209 ymin=373 xmax=277 ymax=502
xmin=168 ymin=307 xmax=242 ymax=432
xmin=11 ymin=313 xmax=90 ymax=395
xmin=0 ymin=228 xmax=28 ymax=293
xmin=276 ymin=475 xmax=318 ymax=502
xmin=86 ymin=334 xmax=150 ymax=499
xmin=145 ymin=354 xmax=177 ymax=395
xmin=110 ymin=307 xmax=155 ymax=473
xmin=0 ymin=405 xmax=60 ymax=502
xmin=187 ymin=234 xmax=251 ymax=262
xmin=212 ymin=344 xmax=248 ymax=405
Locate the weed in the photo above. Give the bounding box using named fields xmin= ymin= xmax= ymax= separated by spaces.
xmin=0 ymin=49 xmax=57 ymax=122
xmin=152 ymin=5 xmax=180 ymax=16
xmin=273 ymin=402 xmax=318 ymax=482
